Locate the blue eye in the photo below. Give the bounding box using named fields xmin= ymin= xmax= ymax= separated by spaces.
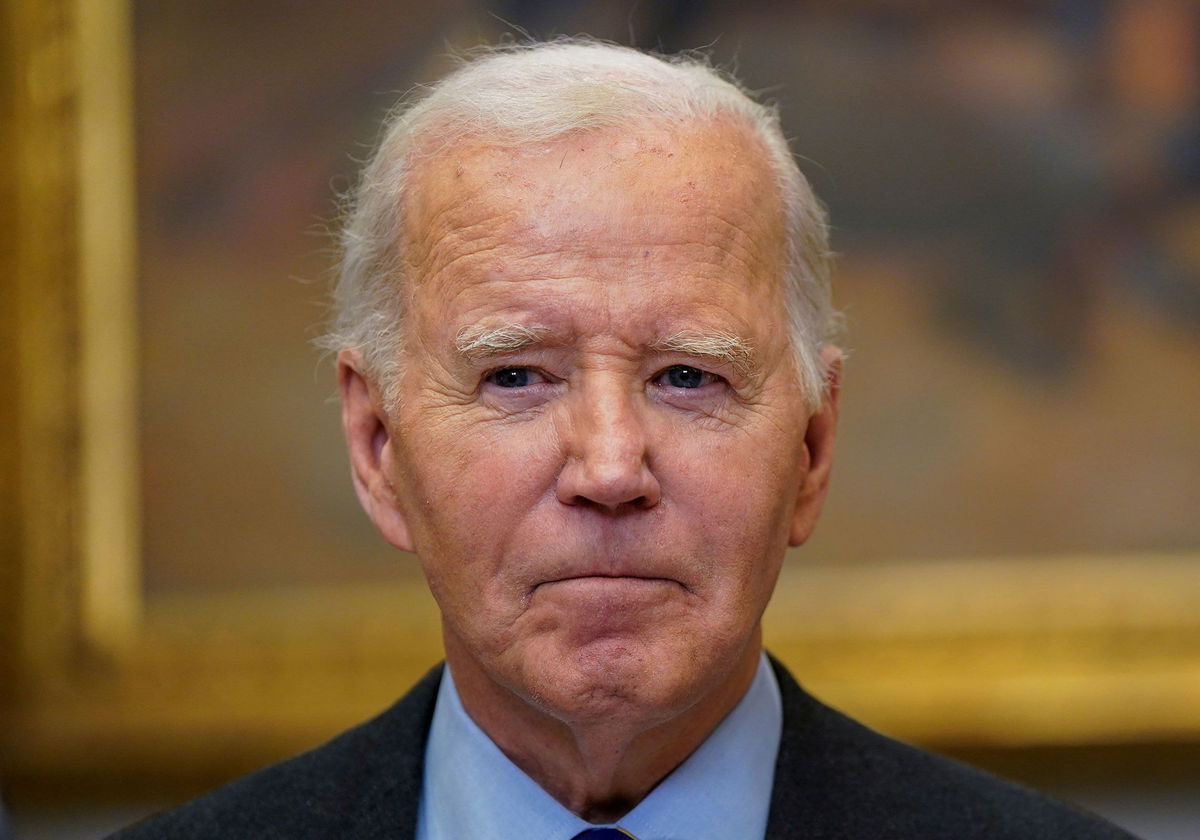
xmin=662 ymin=365 xmax=711 ymax=389
xmin=488 ymin=367 xmax=536 ymax=388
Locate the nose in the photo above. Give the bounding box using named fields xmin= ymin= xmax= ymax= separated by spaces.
xmin=556 ymin=378 xmax=661 ymax=512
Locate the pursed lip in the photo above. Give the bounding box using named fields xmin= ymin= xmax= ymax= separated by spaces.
xmin=544 ymin=572 xmax=671 ymax=584
xmin=534 ymin=573 xmax=691 ymax=595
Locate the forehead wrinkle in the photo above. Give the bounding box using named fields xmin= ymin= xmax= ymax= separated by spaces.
xmin=402 ymin=151 xmax=524 ymax=285
xmin=405 ymin=125 xmax=786 ymax=290
xmin=406 ymin=209 xmax=510 ymax=289
xmin=703 ymin=208 xmax=784 ymax=289
xmin=651 ymin=330 xmax=759 ymax=377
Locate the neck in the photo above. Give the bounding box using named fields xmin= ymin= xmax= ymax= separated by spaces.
xmin=444 ymin=628 xmax=762 ymax=823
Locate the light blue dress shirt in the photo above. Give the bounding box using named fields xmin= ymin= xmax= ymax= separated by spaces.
xmin=416 ymin=652 xmax=782 ymax=840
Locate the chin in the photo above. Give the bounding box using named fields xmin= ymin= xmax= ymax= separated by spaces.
xmin=525 ymin=634 xmax=723 ymax=726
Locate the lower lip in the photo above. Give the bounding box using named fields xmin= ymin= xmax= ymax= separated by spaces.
xmin=540 ymin=576 xmax=678 ymax=595
xmin=535 ymin=578 xmax=683 ymax=636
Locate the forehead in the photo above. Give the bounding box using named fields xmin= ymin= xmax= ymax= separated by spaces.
xmin=399 ymin=119 xmax=787 ymax=336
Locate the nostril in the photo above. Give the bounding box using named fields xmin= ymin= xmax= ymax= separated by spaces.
xmin=564 ymin=493 xmax=652 ymax=513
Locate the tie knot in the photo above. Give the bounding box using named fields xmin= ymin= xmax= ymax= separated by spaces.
xmin=571 ymin=830 xmax=637 ymax=840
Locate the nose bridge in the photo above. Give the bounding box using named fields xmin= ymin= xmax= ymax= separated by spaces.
xmin=557 ymin=370 xmax=659 ymax=510
xmin=580 ymin=372 xmax=644 ymax=465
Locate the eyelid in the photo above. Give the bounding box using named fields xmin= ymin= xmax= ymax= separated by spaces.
xmin=483 ymin=365 xmax=551 ymax=387
xmin=662 ymin=359 xmax=726 ymax=376
xmin=661 ymin=351 xmax=741 ymax=374
xmin=653 ymin=364 xmax=726 ymax=388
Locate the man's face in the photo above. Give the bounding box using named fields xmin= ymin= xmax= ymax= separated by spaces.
xmin=344 ymin=120 xmax=837 ymax=729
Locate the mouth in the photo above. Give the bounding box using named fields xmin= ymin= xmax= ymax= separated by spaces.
xmin=544 ymin=573 xmax=674 ymax=585
xmin=533 ymin=574 xmax=689 ymax=599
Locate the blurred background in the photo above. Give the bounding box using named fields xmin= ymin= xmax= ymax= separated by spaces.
xmin=135 ymin=0 xmax=1200 ymax=595
xmin=3 ymin=0 xmax=1199 ymax=837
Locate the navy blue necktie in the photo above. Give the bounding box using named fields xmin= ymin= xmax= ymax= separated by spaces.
xmin=571 ymin=830 xmax=637 ymax=839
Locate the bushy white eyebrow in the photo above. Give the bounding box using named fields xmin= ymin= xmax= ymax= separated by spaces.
xmin=650 ymin=330 xmax=758 ymax=375
xmin=454 ymin=323 xmax=549 ymax=361
xmin=455 ymin=324 xmax=758 ymax=375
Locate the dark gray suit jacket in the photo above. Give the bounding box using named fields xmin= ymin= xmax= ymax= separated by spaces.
xmin=109 ymin=658 xmax=1137 ymax=839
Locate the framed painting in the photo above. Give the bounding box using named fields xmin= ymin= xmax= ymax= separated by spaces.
xmin=3 ymin=0 xmax=1198 ymax=797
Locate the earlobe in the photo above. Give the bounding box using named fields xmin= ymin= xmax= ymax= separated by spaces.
xmin=337 ymin=350 xmax=415 ymax=552
xmin=789 ymin=347 xmax=842 ymax=547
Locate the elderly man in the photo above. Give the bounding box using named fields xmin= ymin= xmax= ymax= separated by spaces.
xmin=112 ymin=41 xmax=1135 ymax=839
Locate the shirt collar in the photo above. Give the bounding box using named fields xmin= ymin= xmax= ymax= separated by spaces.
xmin=417 ymin=652 xmax=782 ymax=840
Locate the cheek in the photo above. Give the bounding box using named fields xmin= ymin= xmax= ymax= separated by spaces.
xmin=396 ymin=416 xmax=561 ymax=570
xmin=400 ymin=406 xmax=539 ymax=497
xmin=664 ymin=431 xmax=797 ymax=589
xmin=670 ymin=428 xmax=798 ymax=526
xmin=442 ymin=421 xmax=561 ymax=508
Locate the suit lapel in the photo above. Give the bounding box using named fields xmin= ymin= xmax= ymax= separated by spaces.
xmin=764 ymin=655 xmax=827 ymax=840
xmin=345 ymin=663 xmax=443 ymax=839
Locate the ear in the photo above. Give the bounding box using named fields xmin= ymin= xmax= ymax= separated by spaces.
xmin=789 ymin=346 xmax=842 ymax=547
xmin=337 ymin=349 xmax=415 ymax=552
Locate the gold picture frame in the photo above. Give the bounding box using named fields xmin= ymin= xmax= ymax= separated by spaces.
xmin=3 ymin=0 xmax=1198 ymax=794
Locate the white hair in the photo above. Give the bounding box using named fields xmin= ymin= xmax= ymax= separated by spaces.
xmin=321 ymin=39 xmax=840 ymax=408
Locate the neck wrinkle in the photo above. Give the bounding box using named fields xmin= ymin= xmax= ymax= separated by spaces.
xmin=442 ymin=621 xmax=763 ymax=821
